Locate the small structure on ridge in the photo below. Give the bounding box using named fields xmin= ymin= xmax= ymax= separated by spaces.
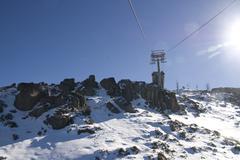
xmin=150 ymin=50 xmax=166 ymax=89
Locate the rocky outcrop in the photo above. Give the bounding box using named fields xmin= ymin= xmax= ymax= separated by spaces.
xmin=68 ymin=92 xmax=88 ymax=112
xmin=141 ymin=84 xmax=180 ymax=112
xmin=118 ymin=79 xmax=139 ymax=101
xmin=14 ymin=83 xmax=47 ymax=111
xmin=113 ymin=97 xmax=137 ymax=113
xmin=78 ymin=75 xmax=99 ymax=96
xmin=102 ymin=78 xmax=179 ymax=112
xmin=100 ymin=77 xmax=120 ymax=97
xmin=45 ymin=113 xmax=73 ymax=129
xmin=59 ymin=78 xmax=75 ymax=94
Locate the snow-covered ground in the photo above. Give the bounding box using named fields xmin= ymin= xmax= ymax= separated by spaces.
xmin=0 ymin=88 xmax=240 ymax=159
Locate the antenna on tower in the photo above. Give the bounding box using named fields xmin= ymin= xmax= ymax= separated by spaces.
xmin=150 ymin=50 xmax=167 ymax=73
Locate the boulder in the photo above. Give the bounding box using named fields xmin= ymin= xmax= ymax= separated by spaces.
xmin=59 ymin=78 xmax=75 ymax=94
xmin=113 ymin=97 xmax=136 ymax=113
xmin=82 ymin=75 xmax=99 ymax=89
xmin=14 ymin=83 xmax=47 ymax=111
xmin=68 ymin=92 xmax=87 ymax=112
xmin=78 ymin=75 xmax=99 ymax=96
xmin=45 ymin=114 xmax=73 ymax=129
xmin=100 ymin=77 xmax=120 ymax=97
xmin=118 ymin=79 xmax=138 ymax=101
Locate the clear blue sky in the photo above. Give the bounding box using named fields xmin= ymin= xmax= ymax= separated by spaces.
xmin=1 ymin=0 xmax=240 ymax=89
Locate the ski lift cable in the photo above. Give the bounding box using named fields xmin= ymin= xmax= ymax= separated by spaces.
xmin=127 ymin=0 xmax=147 ymax=41
xmin=167 ymin=0 xmax=239 ymax=53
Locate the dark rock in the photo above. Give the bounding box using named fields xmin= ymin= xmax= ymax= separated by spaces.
xmin=59 ymin=78 xmax=75 ymax=94
xmin=188 ymin=124 xmax=198 ymax=133
xmin=45 ymin=114 xmax=73 ymax=129
xmin=12 ymin=134 xmax=19 ymax=140
xmin=113 ymin=97 xmax=136 ymax=113
xmin=169 ymin=120 xmax=186 ymax=131
xmin=0 ymin=156 xmax=7 ymax=160
xmin=77 ymin=128 xmax=95 ymax=135
xmin=14 ymin=83 xmax=47 ymax=111
xmin=118 ymin=148 xmax=130 ymax=157
xmin=186 ymin=146 xmax=202 ymax=154
xmin=157 ymin=152 xmax=167 ymax=160
xmin=141 ymin=84 xmax=180 ymax=112
xmin=221 ymin=138 xmax=235 ymax=146
xmin=0 ymin=100 xmax=7 ymax=110
xmin=84 ymin=118 xmax=94 ymax=124
xmin=151 ymin=142 xmax=159 ymax=149
xmin=178 ymin=131 xmax=186 ymax=139
xmin=118 ymin=79 xmax=138 ymax=101
xmin=0 ymin=105 xmax=3 ymax=113
xmin=5 ymin=121 xmax=18 ymax=128
xmin=78 ymin=75 xmax=99 ymax=96
xmin=68 ymin=92 xmax=87 ymax=111
xmin=231 ymin=145 xmax=240 ymax=154
xmin=9 ymin=110 xmax=17 ymax=113
xmin=100 ymin=78 xmax=120 ymax=97
xmin=82 ymin=75 xmax=99 ymax=89
xmin=4 ymin=113 xmax=13 ymax=120
xmin=106 ymin=101 xmax=121 ymax=113
xmin=37 ymin=131 xmax=42 ymax=136
xmin=129 ymin=146 xmax=140 ymax=154
xmin=29 ymin=104 xmax=53 ymax=118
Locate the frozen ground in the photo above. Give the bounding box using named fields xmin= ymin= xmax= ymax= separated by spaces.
xmin=0 ymin=88 xmax=240 ymax=160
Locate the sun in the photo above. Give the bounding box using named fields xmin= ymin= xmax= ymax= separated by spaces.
xmin=225 ymin=20 xmax=240 ymax=51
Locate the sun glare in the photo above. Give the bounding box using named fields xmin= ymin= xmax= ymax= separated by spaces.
xmin=225 ymin=20 xmax=240 ymax=51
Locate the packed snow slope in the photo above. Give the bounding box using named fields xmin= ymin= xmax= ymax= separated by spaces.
xmin=0 ymin=81 xmax=240 ymax=160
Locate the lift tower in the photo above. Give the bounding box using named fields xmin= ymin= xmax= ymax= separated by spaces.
xmin=150 ymin=50 xmax=166 ymax=89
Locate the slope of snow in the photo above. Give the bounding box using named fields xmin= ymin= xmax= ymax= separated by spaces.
xmin=0 ymin=88 xmax=240 ymax=159
xmin=171 ymin=92 xmax=240 ymax=141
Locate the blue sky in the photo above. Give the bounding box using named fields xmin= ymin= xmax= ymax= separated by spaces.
xmin=0 ymin=0 xmax=240 ymax=89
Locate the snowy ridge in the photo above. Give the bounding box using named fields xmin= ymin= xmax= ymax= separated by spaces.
xmin=0 ymin=87 xmax=240 ymax=160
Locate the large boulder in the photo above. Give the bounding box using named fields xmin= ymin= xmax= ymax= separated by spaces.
xmin=118 ymin=79 xmax=139 ymax=102
xmin=68 ymin=92 xmax=88 ymax=112
xmin=81 ymin=75 xmax=98 ymax=89
xmin=59 ymin=78 xmax=75 ymax=94
xmin=100 ymin=77 xmax=120 ymax=97
xmin=45 ymin=113 xmax=73 ymax=129
xmin=141 ymin=84 xmax=180 ymax=112
xmin=78 ymin=75 xmax=99 ymax=96
xmin=14 ymin=83 xmax=47 ymax=111
xmin=113 ymin=97 xmax=137 ymax=113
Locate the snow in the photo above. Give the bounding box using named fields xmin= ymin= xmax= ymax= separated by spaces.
xmin=0 ymin=88 xmax=240 ymax=159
